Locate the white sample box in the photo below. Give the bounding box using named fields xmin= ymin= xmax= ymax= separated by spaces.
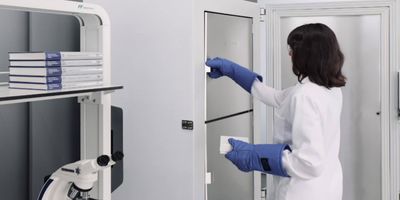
xmin=219 ymin=136 xmax=249 ymax=155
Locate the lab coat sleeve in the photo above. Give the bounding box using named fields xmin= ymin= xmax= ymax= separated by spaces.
xmin=251 ymin=79 xmax=282 ymax=108
xmin=282 ymin=94 xmax=326 ymax=180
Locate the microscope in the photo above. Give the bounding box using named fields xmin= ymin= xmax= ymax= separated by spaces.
xmin=37 ymin=152 xmax=124 ymax=200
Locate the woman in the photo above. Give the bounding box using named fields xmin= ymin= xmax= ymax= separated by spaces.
xmin=206 ymin=23 xmax=345 ymax=200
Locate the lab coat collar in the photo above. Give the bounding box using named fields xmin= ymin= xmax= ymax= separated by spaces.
xmin=299 ymin=77 xmax=311 ymax=84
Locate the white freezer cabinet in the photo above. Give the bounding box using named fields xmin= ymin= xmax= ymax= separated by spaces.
xmin=196 ymin=1 xmax=399 ymax=200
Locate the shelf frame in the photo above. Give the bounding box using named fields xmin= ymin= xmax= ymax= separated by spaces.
xmin=0 ymin=1 xmax=115 ymax=199
xmin=0 ymin=85 xmax=122 ymax=105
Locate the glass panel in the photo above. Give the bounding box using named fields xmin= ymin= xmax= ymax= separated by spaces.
xmin=279 ymin=15 xmax=382 ymax=200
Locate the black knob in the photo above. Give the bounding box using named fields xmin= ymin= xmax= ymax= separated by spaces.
xmin=97 ymin=155 xmax=110 ymax=167
xmin=112 ymin=151 xmax=124 ymax=162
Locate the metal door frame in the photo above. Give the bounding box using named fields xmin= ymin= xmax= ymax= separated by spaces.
xmin=263 ymin=1 xmax=397 ymax=199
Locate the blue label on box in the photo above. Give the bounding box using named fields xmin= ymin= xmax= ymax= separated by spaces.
xmin=47 ymin=76 xmax=62 ymax=84
xmin=47 ymin=83 xmax=62 ymax=90
xmin=46 ymin=61 xmax=61 ymax=67
xmin=46 ymin=67 xmax=62 ymax=76
xmin=45 ymin=52 xmax=61 ymax=61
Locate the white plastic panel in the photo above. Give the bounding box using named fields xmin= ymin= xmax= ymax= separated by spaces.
xmin=280 ymin=15 xmax=381 ymax=200
xmin=206 ymin=12 xmax=253 ymax=121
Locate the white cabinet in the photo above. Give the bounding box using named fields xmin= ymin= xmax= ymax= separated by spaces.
xmin=194 ymin=1 xmax=399 ymax=200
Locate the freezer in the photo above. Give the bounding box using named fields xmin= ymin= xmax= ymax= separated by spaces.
xmin=197 ymin=1 xmax=398 ymax=200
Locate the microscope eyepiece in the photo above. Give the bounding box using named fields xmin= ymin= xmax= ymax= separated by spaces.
xmin=96 ymin=155 xmax=110 ymax=167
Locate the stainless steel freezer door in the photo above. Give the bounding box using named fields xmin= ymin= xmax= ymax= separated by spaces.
xmin=206 ymin=12 xmax=253 ymax=121
xmin=205 ymin=12 xmax=255 ymax=200
xmin=279 ymin=15 xmax=382 ymax=200
xmin=207 ymin=112 xmax=254 ymax=200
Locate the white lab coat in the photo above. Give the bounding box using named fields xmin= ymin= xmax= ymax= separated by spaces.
xmin=251 ymin=77 xmax=343 ymax=200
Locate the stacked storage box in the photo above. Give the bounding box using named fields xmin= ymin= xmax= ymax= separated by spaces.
xmin=8 ymin=52 xmax=103 ymax=90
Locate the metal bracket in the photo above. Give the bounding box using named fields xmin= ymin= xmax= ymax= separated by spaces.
xmin=78 ymin=93 xmax=100 ymax=104
xmin=78 ymin=95 xmax=93 ymax=104
xmin=78 ymin=90 xmax=114 ymax=105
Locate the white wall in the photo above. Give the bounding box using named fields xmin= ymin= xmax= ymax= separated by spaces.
xmin=84 ymin=0 xmax=195 ymax=199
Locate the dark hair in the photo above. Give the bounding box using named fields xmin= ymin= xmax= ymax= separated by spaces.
xmin=287 ymin=23 xmax=346 ymax=88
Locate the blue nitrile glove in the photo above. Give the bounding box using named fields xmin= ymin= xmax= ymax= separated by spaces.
xmin=206 ymin=57 xmax=263 ymax=93
xmin=225 ymin=138 xmax=291 ymax=177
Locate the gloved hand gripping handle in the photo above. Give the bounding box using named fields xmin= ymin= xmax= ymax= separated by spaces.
xmin=206 ymin=57 xmax=263 ymax=93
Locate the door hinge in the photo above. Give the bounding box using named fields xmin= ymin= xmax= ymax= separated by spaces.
xmin=260 ymin=8 xmax=266 ymax=22
xmin=261 ymin=187 xmax=267 ymax=199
